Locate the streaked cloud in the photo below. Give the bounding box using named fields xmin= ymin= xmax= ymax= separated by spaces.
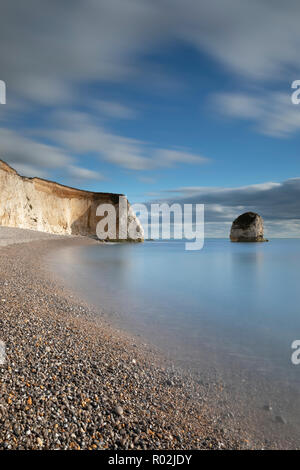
xmin=214 ymin=91 xmax=300 ymax=137
xmin=152 ymin=178 xmax=300 ymax=236
xmin=67 ymin=165 xmax=104 ymax=181
xmin=45 ymin=112 xmax=210 ymax=171
xmin=137 ymin=175 xmax=157 ymax=184
xmin=0 ymin=128 xmax=71 ymax=170
xmin=2 ymin=1 xmax=300 ymax=106
xmin=10 ymin=162 xmax=49 ymax=179
xmin=0 ymin=127 xmax=103 ymax=183
xmin=95 ymin=100 xmax=137 ymax=120
xmin=154 ymin=149 xmax=209 ymax=166
xmin=0 ymin=0 xmax=299 ymax=238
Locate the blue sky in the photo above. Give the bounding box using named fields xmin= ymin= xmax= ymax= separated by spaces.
xmin=1 ymin=1 xmax=300 ymax=236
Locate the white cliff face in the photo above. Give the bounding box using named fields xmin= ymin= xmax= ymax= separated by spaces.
xmin=0 ymin=160 xmax=144 ymax=240
xmin=230 ymin=212 xmax=267 ymax=242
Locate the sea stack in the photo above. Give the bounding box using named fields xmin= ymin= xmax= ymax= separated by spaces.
xmin=230 ymin=212 xmax=268 ymax=242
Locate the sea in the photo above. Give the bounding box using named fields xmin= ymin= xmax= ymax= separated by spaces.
xmin=47 ymin=238 xmax=300 ymax=447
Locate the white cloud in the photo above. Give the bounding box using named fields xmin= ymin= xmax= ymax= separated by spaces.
xmin=163 ymin=182 xmax=281 ymax=197
xmin=2 ymin=0 xmax=300 ymax=107
xmin=214 ymin=91 xmax=300 ymax=137
xmin=137 ymin=175 xmax=156 ymax=184
xmin=2 ymin=0 xmax=300 ymax=194
xmin=95 ymin=100 xmax=137 ymax=119
xmin=67 ymin=165 xmax=104 ymax=181
xmin=0 ymin=128 xmax=71 ymax=169
xmin=176 ymin=0 xmax=300 ymax=80
xmin=154 ymin=149 xmax=209 ymax=166
xmin=53 ymin=127 xmax=153 ymax=170
xmin=214 ymin=93 xmax=263 ymax=120
xmin=0 ymin=0 xmax=163 ymax=103
xmin=15 ymin=77 xmax=72 ymax=105
xmin=0 ymin=127 xmax=106 ymax=184
xmin=10 ymin=162 xmax=49 ymax=179
xmin=45 ymin=111 xmax=210 ymax=170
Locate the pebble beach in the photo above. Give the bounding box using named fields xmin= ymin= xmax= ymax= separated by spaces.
xmin=0 ymin=227 xmax=249 ymax=450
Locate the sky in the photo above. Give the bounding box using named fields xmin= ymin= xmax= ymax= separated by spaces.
xmin=1 ymin=0 xmax=300 ymax=236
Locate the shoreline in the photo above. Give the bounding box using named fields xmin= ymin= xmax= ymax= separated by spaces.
xmin=45 ymin=238 xmax=300 ymax=451
xmin=0 ymin=229 xmax=247 ymax=450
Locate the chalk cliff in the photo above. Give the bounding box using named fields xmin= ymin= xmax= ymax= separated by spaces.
xmin=0 ymin=160 xmax=144 ymax=241
xmin=230 ymin=212 xmax=267 ymax=242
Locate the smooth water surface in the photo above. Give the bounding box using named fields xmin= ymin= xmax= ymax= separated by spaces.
xmin=48 ymin=239 xmax=300 ymax=445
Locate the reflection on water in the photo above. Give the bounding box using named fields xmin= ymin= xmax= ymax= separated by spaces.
xmin=48 ymin=239 xmax=300 ymax=446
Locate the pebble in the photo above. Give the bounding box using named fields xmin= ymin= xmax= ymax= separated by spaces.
xmin=114 ymin=406 xmax=124 ymax=416
xmin=37 ymin=437 xmax=43 ymax=447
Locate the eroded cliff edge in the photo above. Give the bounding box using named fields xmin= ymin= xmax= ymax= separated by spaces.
xmin=0 ymin=160 xmax=144 ymax=240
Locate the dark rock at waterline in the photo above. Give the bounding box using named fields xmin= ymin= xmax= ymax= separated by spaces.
xmin=230 ymin=212 xmax=268 ymax=242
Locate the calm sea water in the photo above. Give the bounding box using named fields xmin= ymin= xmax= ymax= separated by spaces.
xmin=48 ymin=239 xmax=300 ymax=445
